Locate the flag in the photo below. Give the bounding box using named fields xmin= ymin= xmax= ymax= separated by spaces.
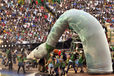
xmin=48 ymin=0 xmax=54 ymax=3
xmin=48 ymin=0 xmax=51 ymax=3
xmin=38 ymin=0 xmax=41 ymax=3
xmin=41 ymin=0 xmax=44 ymax=2
xmin=36 ymin=0 xmax=38 ymax=4
xmin=57 ymin=0 xmax=60 ymax=4
xmin=30 ymin=0 xmax=32 ymax=3
xmin=18 ymin=0 xmax=24 ymax=4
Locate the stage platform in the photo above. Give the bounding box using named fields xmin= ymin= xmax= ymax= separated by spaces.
xmin=0 ymin=70 xmax=114 ymax=76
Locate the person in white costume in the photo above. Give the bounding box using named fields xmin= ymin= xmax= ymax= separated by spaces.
xmin=27 ymin=9 xmax=113 ymax=74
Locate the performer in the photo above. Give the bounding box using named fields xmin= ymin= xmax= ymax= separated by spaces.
xmin=27 ymin=9 xmax=113 ymax=74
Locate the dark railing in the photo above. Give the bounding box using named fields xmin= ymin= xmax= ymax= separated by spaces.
xmin=0 ymin=38 xmax=73 ymax=50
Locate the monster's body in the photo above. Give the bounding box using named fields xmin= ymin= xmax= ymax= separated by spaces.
xmin=28 ymin=9 xmax=113 ymax=74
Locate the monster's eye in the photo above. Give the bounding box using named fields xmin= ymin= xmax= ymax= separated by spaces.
xmin=36 ymin=47 xmax=39 ymax=50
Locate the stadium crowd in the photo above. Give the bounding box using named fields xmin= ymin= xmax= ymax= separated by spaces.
xmin=0 ymin=0 xmax=113 ymax=44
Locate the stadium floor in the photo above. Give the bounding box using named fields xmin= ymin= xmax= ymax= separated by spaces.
xmin=0 ymin=70 xmax=114 ymax=76
xmin=0 ymin=61 xmax=114 ymax=76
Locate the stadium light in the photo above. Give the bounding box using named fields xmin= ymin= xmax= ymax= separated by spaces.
xmin=9 ymin=45 xmax=10 ymax=47
xmin=5 ymin=45 xmax=7 ymax=47
xmin=2 ymin=45 xmax=4 ymax=48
